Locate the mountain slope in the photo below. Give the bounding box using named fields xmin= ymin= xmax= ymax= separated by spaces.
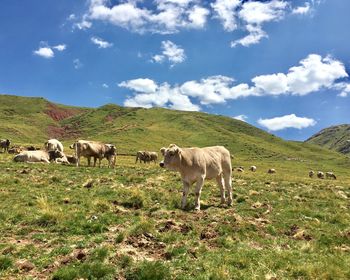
xmin=0 ymin=94 xmax=348 ymax=167
xmin=306 ymin=124 xmax=350 ymax=154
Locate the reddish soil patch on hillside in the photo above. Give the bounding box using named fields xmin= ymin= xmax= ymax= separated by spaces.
xmin=45 ymin=103 xmax=81 ymax=122
xmin=47 ymin=125 xmax=81 ymax=139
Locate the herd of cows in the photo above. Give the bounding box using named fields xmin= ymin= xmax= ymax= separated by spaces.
xmin=0 ymin=138 xmax=338 ymax=210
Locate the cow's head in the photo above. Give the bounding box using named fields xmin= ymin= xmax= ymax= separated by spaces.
xmin=106 ymin=144 xmax=117 ymax=155
xmin=48 ymin=150 xmax=65 ymax=161
xmin=159 ymin=144 xmax=181 ymax=171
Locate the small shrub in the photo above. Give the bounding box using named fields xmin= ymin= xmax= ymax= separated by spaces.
xmin=90 ymin=247 xmax=109 ymax=262
xmin=52 ymin=266 xmax=79 ymax=280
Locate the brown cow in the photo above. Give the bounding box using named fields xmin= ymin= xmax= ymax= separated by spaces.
xmin=160 ymin=144 xmax=233 ymax=211
xmin=0 ymin=139 xmax=11 ymax=153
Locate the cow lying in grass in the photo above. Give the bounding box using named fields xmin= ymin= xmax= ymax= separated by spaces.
xmin=13 ymin=150 xmax=65 ymax=163
xmin=160 ymin=144 xmax=233 ymax=211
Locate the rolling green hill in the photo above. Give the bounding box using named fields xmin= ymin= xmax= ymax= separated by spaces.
xmin=1 ymin=94 xmax=349 ymax=168
xmin=306 ymin=124 xmax=350 ymax=155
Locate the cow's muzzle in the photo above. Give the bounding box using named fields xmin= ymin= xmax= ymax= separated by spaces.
xmin=159 ymin=162 xmax=165 ymax=168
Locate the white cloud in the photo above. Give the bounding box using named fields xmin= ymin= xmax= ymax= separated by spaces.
xmin=102 ymin=83 xmax=109 ymax=88
xmin=211 ymin=0 xmax=241 ymax=31
xmin=152 ymin=40 xmax=186 ymax=66
xmin=232 ymin=0 xmax=289 ymax=47
xmin=231 ymin=24 xmax=267 ymax=47
xmin=238 ymin=0 xmax=288 ymax=25
xmin=33 ymin=42 xmax=66 ymax=59
xmin=34 ymin=47 xmax=54 ymax=59
xmin=73 ymin=58 xmax=83 ymax=69
xmin=233 ymin=114 xmax=248 ymax=122
xmin=53 ymin=44 xmax=67 ymax=51
xmin=334 ymin=83 xmax=350 ymax=97
xmin=119 ymin=78 xmax=158 ymax=93
xmin=252 ymin=54 xmax=349 ymax=95
xmin=119 ymin=54 xmax=349 ymax=110
xmin=292 ymin=2 xmax=311 ymax=15
xmin=258 ymin=114 xmax=316 ymax=131
xmin=91 ymin=36 xmax=113 ymax=48
xmin=83 ymin=0 xmax=210 ymax=34
xmin=75 ymin=18 xmax=92 ymax=30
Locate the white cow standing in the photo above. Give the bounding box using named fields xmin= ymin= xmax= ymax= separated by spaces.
xmin=160 ymin=144 xmax=233 ymax=211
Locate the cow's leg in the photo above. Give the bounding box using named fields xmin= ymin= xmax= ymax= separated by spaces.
xmin=181 ymin=181 xmax=190 ymax=210
xmin=216 ymin=175 xmax=226 ymax=204
xmin=98 ymin=156 xmax=102 ymax=168
xmin=223 ymin=172 xmax=233 ymax=206
xmin=194 ymin=176 xmax=205 ymax=211
xmin=76 ymin=155 xmax=80 ymax=167
xmin=93 ymin=157 xmax=97 ymax=167
xmin=87 ymin=157 xmax=91 ymax=167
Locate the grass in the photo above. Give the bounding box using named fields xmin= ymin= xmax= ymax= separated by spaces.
xmin=0 ymin=153 xmax=349 ymax=279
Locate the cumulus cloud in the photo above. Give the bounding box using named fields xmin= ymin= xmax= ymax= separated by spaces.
xmin=232 ymin=0 xmax=289 ymax=47
xmin=233 ymin=114 xmax=248 ymax=122
xmin=252 ymin=54 xmax=349 ymax=95
xmin=119 ymin=54 xmax=349 ymax=111
xmin=33 ymin=42 xmax=66 ymax=58
xmin=75 ymin=0 xmax=321 ymax=47
xmin=91 ymin=36 xmax=113 ymax=48
xmin=211 ymin=0 xmax=241 ymax=31
xmin=152 ymin=40 xmax=186 ymax=67
xmin=102 ymin=83 xmax=109 ymax=88
xmin=258 ymin=114 xmax=316 ymax=131
xmin=292 ymin=2 xmax=311 ymax=15
xmin=80 ymin=0 xmax=210 ymax=34
xmin=119 ymin=78 xmax=158 ymax=93
xmin=34 ymin=47 xmax=54 ymax=59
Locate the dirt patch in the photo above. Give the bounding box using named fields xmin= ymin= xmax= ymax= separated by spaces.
xmin=47 ymin=124 xmax=81 ymax=139
xmin=45 ymin=103 xmax=81 ymax=122
xmin=285 ymin=224 xmax=312 ymax=241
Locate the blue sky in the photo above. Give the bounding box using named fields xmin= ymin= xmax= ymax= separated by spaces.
xmin=0 ymin=0 xmax=349 ymax=141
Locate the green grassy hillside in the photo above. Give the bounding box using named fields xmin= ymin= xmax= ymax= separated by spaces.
xmin=306 ymin=124 xmax=350 ymax=154
xmin=1 ymin=94 xmax=349 ymax=172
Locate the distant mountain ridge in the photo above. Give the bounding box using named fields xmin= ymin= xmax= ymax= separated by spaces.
xmin=306 ymin=124 xmax=350 ymax=154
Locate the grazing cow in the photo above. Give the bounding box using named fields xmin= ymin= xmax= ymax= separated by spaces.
xmin=135 ymin=151 xmax=158 ymax=163
xmin=0 ymin=139 xmax=11 ymax=153
xmin=70 ymin=140 xmax=116 ymax=168
xmin=317 ymin=171 xmax=325 ymax=179
xmin=250 ymin=166 xmax=257 ymax=172
xmin=45 ymin=139 xmax=64 ymax=152
xmin=309 ymin=170 xmax=315 ymax=178
xmin=13 ymin=150 xmax=65 ymax=163
xmin=326 ymin=172 xmax=337 ymax=180
xmin=160 ymin=144 xmax=233 ymax=211
xmin=268 ymin=168 xmax=276 ymax=174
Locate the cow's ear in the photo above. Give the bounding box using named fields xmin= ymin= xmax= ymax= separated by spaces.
xmin=160 ymin=147 xmax=166 ymax=156
xmin=174 ymin=147 xmax=181 ymax=154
